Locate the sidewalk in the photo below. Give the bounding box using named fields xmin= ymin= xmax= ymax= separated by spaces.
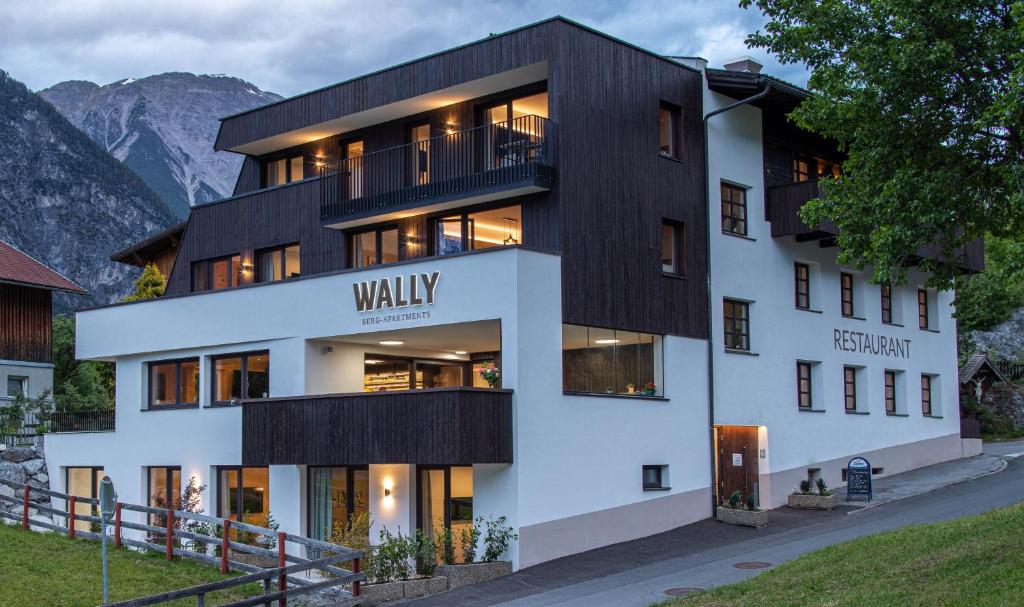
xmin=841 ymin=453 xmax=1006 ymax=510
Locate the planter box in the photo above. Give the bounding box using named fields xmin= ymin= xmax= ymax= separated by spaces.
xmin=361 ymin=580 xmax=405 ymax=603
xmin=788 ymin=493 xmax=839 ymax=510
xmin=716 ymin=507 xmax=767 ymax=528
xmin=360 ymin=576 xmax=449 ymax=603
xmin=436 ymin=561 xmax=512 ymax=589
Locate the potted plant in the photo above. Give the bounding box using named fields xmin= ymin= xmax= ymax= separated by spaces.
xmin=716 ymin=490 xmax=767 ymax=528
xmin=478 ymin=366 xmax=501 ymax=388
xmin=788 ymin=478 xmax=838 ymax=510
xmin=642 ymin=381 xmax=657 ymax=396
xmin=626 ymin=383 xmax=636 ymax=395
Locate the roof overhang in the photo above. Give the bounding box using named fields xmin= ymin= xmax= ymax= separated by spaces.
xmin=705 ymin=68 xmax=810 ymax=113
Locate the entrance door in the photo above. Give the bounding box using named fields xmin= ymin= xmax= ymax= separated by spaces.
xmin=716 ymin=426 xmax=759 ymax=506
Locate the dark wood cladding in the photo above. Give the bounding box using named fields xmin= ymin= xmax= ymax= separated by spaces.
xmin=766 ymin=180 xmax=836 ymax=238
xmin=0 ymin=284 xmax=52 ymax=363
xmin=241 ymin=388 xmax=513 ymax=466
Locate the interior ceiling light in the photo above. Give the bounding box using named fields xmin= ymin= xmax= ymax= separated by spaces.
xmin=379 ymin=340 xmax=404 ymax=346
xmin=594 ymin=339 xmax=620 ymax=344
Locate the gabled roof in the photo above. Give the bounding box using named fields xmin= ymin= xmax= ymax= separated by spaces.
xmin=959 ymin=353 xmax=1007 ymax=385
xmin=110 ymin=220 xmax=186 ymax=267
xmin=0 ymin=240 xmax=87 ymax=294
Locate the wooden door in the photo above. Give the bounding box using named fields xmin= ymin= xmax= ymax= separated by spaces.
xmin=716 ymin=426 xmax=759 ymax=506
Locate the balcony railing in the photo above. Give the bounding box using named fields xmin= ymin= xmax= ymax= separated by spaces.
xmin=320 ymin=115 xmax=554 ymax=225
xmin=242 ymin=387 xmax=513 ymax=466
xmin=766 ymin=180 xmax=837 ymax=239
xmin=1 ymin=409 xmax=115 ymax=445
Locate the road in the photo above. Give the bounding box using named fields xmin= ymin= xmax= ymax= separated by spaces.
xmin=405 ymin=442 xmax=1024 ymax=607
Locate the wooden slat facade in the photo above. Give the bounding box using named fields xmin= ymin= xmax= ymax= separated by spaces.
xmin=241 ymin=388 xmax=513 ymax=466
xmin=0 ymin=284 xmax=52 ymax=363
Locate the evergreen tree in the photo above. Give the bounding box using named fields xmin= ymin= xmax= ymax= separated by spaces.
xmin=124 ymin=263 xmax=166 ymax=301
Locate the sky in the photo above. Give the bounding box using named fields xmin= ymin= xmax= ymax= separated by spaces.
xmin=0 ymin=0 xmax=808 ymax=97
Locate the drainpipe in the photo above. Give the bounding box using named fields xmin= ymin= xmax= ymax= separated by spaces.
xmin=703 ymin=80 xmax=771 ymax=513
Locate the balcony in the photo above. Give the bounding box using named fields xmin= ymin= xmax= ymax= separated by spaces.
xmin=320 ymin=115 xmax=554 ymax=228
xmin=241 ymin=387 xmax=513 ymax=466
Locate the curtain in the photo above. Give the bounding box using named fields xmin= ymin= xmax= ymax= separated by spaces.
xmin=311 ymin=468 xmax=333 ymax=542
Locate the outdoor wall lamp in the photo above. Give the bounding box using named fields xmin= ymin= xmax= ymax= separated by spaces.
xmin=384 ymin=488 xmax=392 ymax=497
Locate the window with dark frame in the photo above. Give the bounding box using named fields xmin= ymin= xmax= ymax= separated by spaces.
xmin=921 ymin=374 xmax=933 ymax=415
xmin=723 ymin=299 xmax=750 ymax=351
xmin=263 ymin=154 xmax=304 ymax=188
xmin=350 ymin=227 xmax=399 ymax=268
xmin=431 ymin=205 xmax=523 ymax=257
xmin=191 ymin=254 xmax=241 ymax=292
xmin=797 ymin=362 xmax=813 ymax=409
xmin=216 ymin=466 xmax=271 ymax=529
xmin=66 ymin=466 xmax=104 ymax=533
xmin=661 ymin=220 xmax=684 ymax=275
xmin=844 ymin=366 xmax=858 ymax=411
xmin=721 ymin=183 xmax=748 ymax=236
xmin=840 ymin=272 xmax=855 ymax=317
xmin=881 ymin=284 xmax=893 ymax=324
xmin=307 ymin=466 xmax=369 ymax=543
xmin=658 ymin=102 xmax=681 ymax=159
xmin=256 ymin=243 xmax=300 ymax=282
xmin=148 ymin=358 xmax=199 ymax=408
xmin=561 ymin=324 xmax=662 ymax=396
xmin=642 ymin=465 xmax=665 ymax=490
xmin=147 ymin=466 xmax=181 ymax=527
xmin=794 ymin=263 xmax=810 ymax=309
xmin=6 ymin=376 xmax=26 ymax=397
xmin=884 ymin=370 xmax=897 ymax=413
xmin=918 ymin=289 xmax=930 ymax=329
xmin=211 ymin=351 xmax=270 ymax=404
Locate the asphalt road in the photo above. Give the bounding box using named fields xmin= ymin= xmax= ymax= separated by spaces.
xmin=405 ymin=442 xmax=1024 ymax=607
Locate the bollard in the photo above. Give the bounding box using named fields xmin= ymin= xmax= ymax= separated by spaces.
xmin=220 ymin=519 xmax=231 ymax=574
xmin=278 ymin=531 xmax=287 ymax=607
xmin=166 ymin=509 xmax=174 ymax=561
xmin=68 ymin=496 xmax=76 ymax=538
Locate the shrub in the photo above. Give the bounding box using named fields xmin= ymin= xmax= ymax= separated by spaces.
xmin=728 ymin=490 xmax=743 ymax=510
xmin=816 ymin=478 xmax=832 ymax=496
xmin=330 ymin=511 xmax=373 ymax=573
xmin=482 ymin=516 xmax=517 ymax=562
xmin=798 ymin=480 xmax=813 ymax=495
xmin=459 ymin=517 xmax=483 ymax=563
xmin=414 ymin=529 xmax=437 ymax=576
xmin=434 ymin=526 xmax=455 ymax=565
xmin=369 ymin=527 xmax=415 ymax=582
xmin=746 ymin=493 xmax=758 ymax=511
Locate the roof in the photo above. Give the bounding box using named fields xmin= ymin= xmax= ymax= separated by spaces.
xmin=110 ymin=221 xmax=187 ymax=267
xmin=959 ymin=353 xmax=1007 ymax=385
xmin=0 ymin=241 xmax=87 ymax=294
xmin=705 ymin=67 xmax=811 ymax=112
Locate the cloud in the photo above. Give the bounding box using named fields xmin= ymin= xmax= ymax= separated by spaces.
xmin=0 ymin=0 xmax=808 ymax=96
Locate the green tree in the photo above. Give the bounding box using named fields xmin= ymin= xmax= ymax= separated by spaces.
xmin=52 ymin=315 xmax=114 ymax=411
xmin=741 ymin=0 xmax=1024 ymax=288
xmin=123 ymin=263 xmax=166 ymax=301
xmin=955 ymin=234 xmax=1024 ymax=333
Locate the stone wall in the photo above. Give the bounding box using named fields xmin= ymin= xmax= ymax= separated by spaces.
xmin=0 ymin=439 xmax=53 ymax=527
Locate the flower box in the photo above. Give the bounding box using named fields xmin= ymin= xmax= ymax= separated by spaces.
xmin=788 ymin=493 xmax=839 ymax=510
xmin=716 ymin=506 xmax=767 ymax=528
xmin=436 ymin=561 xmax=513 ymax=589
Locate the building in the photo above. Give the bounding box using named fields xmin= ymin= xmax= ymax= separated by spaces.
xmin=44 ymin=18 xmax=982 ymax=569
xmin=0 ymin=241 xmax=87 ymax=402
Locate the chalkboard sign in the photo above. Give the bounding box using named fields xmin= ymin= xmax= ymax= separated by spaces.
xmin=846 ymin=457 xmax=872 ymax=502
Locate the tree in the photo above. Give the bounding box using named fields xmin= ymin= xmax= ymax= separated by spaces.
xmin=52 ymin=315 xmax=114 ymax=411
xmin=741 ymin=0 xmax=1024 ymax=288
xmin=123 ymin=263 xmax=166 ymax=301
xmin=955 ymin=234 xmax=1024 ymax=332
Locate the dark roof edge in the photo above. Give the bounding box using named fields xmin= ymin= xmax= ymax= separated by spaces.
xmin=217 ymin=16 xmax=700 ymax=124
xmin=110 ymin=220 xmax=187 ymax=263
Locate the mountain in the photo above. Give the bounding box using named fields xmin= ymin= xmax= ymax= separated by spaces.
xmin=39 ymin=73 xmax=282 ymax=217
xmin=0 ymin=70 xmax=177 ymax=310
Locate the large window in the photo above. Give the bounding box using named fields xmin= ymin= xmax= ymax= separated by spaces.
xmin=844 ymin=367 xmax=858 ymax=411
xmin=432 ymin=205 xmax=522 ymax=256
xmin=793 ymin=155 xmax=839 ymax=182
xmin=481 ymin=91 xmax=548 ymax=169
xmin=721 ymin=182 xmax=748 ymax=236
xmin=308 ymin=467 xmax=369 ymax=544
xmin=148 ymin=358 xmax=199 ymax=408
xmin=147 ymin=466 xmax=181 ymax=526
xmin=658 ymin=102 xmax=681 ymax=159
xmin=723 ymin=299 xmax=750 ymax=351
xmin=363 ymin=355 xmax=466 ymax=392
xmin=217 ymin=466 xmax=270 ymax=528
xmin=797 ymin=362 xmax=813 ymax=409
xmin=350 ymin=228 xmax=399 ymax=268
xmin=418 ymin=466 xmax=473 ymax=563
xmin=211 ymin=351 xmax=270 ymax=404
xmin=264 ymin=154 xmax=304 ymax=187
xmin=192 ymin=255 xmax=241 ymax=292
xmin=67 ymin=466 xmax=104 ymax=532
xmin=921 ymin=374 xmax=933 ymax=415
xmin=794 ymin=263 xmax=810 ymax=309
xmin=561 ymin=325 xmax=661 ymax=396
xmin=661 ymin=220 xmax=684 ymax=275
xmin=256 ymin=244 xmax=300 ymax=282
xmin=840 ymin=273 xmax=855 ymax=317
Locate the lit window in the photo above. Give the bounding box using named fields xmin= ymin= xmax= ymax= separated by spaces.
xmin=264 ymin=154 xmax=304 ymax=187
xmin=350 ymin=228 xmax=399 ymax=268
xmin=148 ymin=358 xmax=199 ymax=408
xmin=659 ymin=103 xmax=681 ymax=158
xmin=217 ymin=466 xmax=270 ymax=527
xmin=661 ymin=220 xmax=684 ymax=275
xmin=797 ymin=362 xmax=813 ymax=409
xmin=256 ymin=244 xmax=300 ymax=282
xmin=192 ymin=255 xmax=240 ymax=292
xmin=794 ymin=263 xmax=810 ymax=309
xmin=844 ymin=367 xmax=858 ymax=411
xmin=211 ymin=351 xmax=270 ymax=404
xmin=840 ymin=273 xmax=855 ymax=317
xmin=562 ymin=324 xmax=662 ymax=396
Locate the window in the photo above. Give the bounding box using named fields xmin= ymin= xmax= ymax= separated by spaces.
xmin=881 ymin=284 xmax=893 ymax=324
xmin=480 ymin=91 xmax=549 ymax=169
xmin=217 ymin=466 xmax=270 ymax=528
xmin=840 ymin=273 xmax=855 ymax=317
xmin=308 ymin=467 xmax=369 ymax=543
xmin=921 ymin=374 xmax=933 ymax=415
xmin=407 ymin=122 xmax=431 ymax=186
xmin=211 ymin=351 xmax=269 ymax=404
xmin=884 ymin=370 xmax=897 ymax=413
xmin=192 ymin=255 xmax=241 ymax=292
xmin=148 ymin=358 xmax=199 ymax=407
xmin=6 ymin=376 xmax=26 ymax=397
xmin=350 ymin=228 xmax=399 ymax=268
xmin=793 ymin=155 xmax=839 ymax=182
xmin=66 ymin=466 xmax=104 ymax=532
xmin=661 ymin=220 xmax=684 ymax=275
xmin=721 ymin=183 xmax=748 ymax=236
xmin=418 ymin=466 xmax=474 ymax=562
xmin=343 ymin=139 xmax=364 ymax=198
xmin=561 ymin=324 xmax=662 ymax=396
xmin=918 ymin=289 xmax=930 ymax=329
xmin=642 ymin=465 xmax=668 ymax=490
xmin=147 ymin=466 xmax=181 ymax=527
xmin=363 ymin=355 xmax=465 ymax=391
xmin=844 ymin=367 xmax=858 ymax=411
xmin=256 ymin=243 xmax=300 ymax=282
xmin=794 ymin=263 xmax=810 ymax=309
xmin=723 ymin=299 xmax=750 ymax=351
xmin=431 ymin=205 xmax=522 ymax=256
xmin=658 ymin=103 xmax=681 ymax=158
xmin=797 ymin=362 xmax=813 ymax=409
xmin=263 ymin=154 xmax=304 ymax=187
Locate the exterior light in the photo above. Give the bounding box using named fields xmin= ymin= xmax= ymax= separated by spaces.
xmin=384 ymin=487 xmax=392 ymax=497
xmin=454 ymin=350 xmax=468 ymax=355
xmin=379 ymin=340 xmax=404 ymax=346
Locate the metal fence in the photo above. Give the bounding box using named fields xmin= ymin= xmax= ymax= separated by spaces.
xmin=0 ymin=408 xmax=115 ymax=446
xmin=0 ymin=477 xmax=364 ymax=606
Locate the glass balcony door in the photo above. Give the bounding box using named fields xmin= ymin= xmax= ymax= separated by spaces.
xmin=407 ymin=123 xmax=431 ymax=186
xmin=480 ymin=91 xmax=548 ymax=169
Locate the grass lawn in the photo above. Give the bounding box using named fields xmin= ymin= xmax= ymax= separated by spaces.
xmin=659 ymin=502 xmax=1024 ymax=607
xmin=0 ymin=522 xmax=262 ymax=606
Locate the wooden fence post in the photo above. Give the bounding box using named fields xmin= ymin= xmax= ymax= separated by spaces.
xmin=166 ymin=509 xmax=174 ymax=561
xmin=353 ymin=558 xmax=361 ymax=597
xmin=278 ymin=531 xmax=287 ymax=607
xmin=21 ymin=484 xmax=30 ymax=529
xmin=68 ymin=495 xmax=75 ymax=538
xmin=220 ymin=519 xmax=231 ymax=575
xmin=114 ymin=502 xmax=122 ymax=548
